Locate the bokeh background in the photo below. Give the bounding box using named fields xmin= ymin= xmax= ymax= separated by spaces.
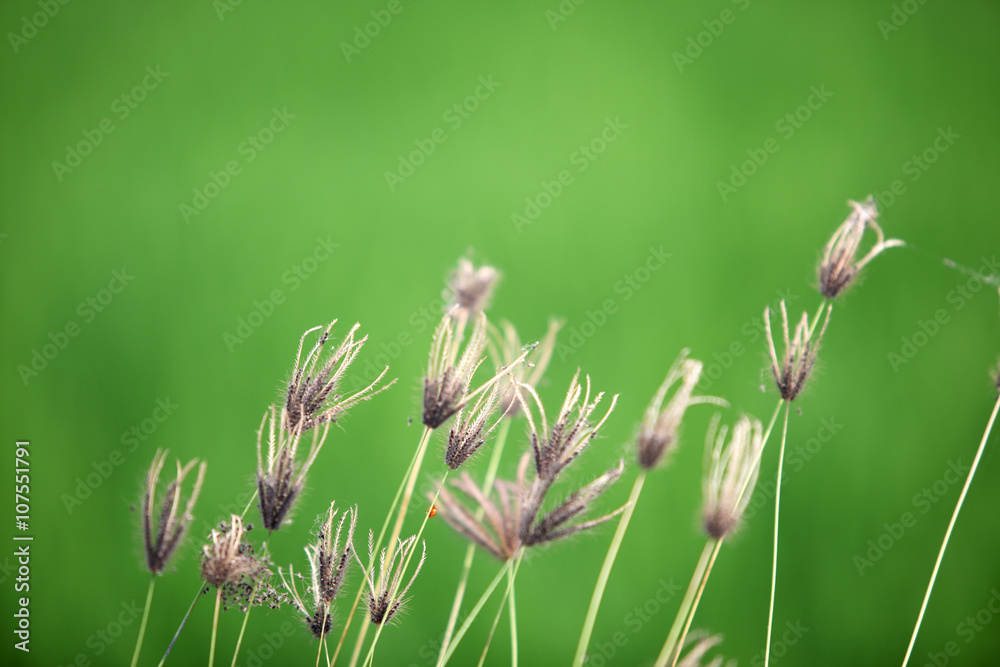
xmin=2 ymin=1 xmax=999 ymax=665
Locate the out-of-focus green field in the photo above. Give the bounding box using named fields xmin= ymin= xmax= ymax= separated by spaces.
xmin=2 ymin=1 xmax=999 ymax=665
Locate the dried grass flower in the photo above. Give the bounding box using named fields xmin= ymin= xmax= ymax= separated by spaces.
xmin=702 ymin=414 xmax=764 ymax=539
xmin=818 ymin=195 xmax=904 ymax=299
xmin=142 ymin=449 xmax=206 ymax=575
xmin=201 ymin=515 xmax=280 ymax=612
xmin=279 ymin=503 xmax=357 ymax=639
xmin=433 ymin=456 xmax=529 ymax=561
xmin=284 ymin=320 xmax=396 ymax=433
xmin=423 ymin=312 xmax=489 ymax=428
xmin=764 ymin=300 xmax=831 ymax=402
xmin=445 ymin=382 xmax=506 ymax=469
xmin=637 ymin=350 xmax=725 ymax=470
xmin=675 ymin=632 xmax=736 ymax=667
xmin=356 ymin=532 xmax=427 ymax=625
xmin=257 ymin=406 xmax=331 ymax=531
xmin=517 ymin=373 xmax=624 ymax=546
xmin=446 ymin=258 xmax=498 ymax=319
xmin=491 ymin=318 xmax=562 ymax=417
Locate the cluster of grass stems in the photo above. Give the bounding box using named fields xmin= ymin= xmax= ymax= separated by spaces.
xmin=127 ymin=199 xmax=999 ymax=666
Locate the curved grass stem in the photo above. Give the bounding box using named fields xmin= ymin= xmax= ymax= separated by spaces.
xmin=437 ymin=418 xmax=513 ymax=665
xmin=764 ymin=401 xmax=791 ymax=667
xmin=901 ymin=393 xmax=1000 ymax=666
xmin=654 ymin=539 xmax=716 ymax=667
xmin=157 ymin=581 xmax=203 ymax=667
xmin=572 ymin=470 xmax=647 ymax=667
xmin=130 ymin=577 xmax=156 ymax=667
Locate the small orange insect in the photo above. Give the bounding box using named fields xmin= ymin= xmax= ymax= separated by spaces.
xmin=428 ymin=505 xmax=438 ymax=518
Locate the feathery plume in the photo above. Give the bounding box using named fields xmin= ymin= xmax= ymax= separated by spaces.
xmin=637 ymin=350 xmax=724 ymax=470
xmin=433 ymin=455 xmax=529 ymax=561
xmin=702 ymin=415 xmax=764 ymax=539
xmin=356 ymin=532 xmax=427 ymax=625
xmin=444 ymin=382 xmax=506 ymax=469
xmin=284 ymin=320 xmax=396 ymax=433
xmin=517 ymin=373 xmax=624 ymax=546
xmin=818 ymin=196 xmax=904 ymax=299
xmin=764 ymin=300 xmax=830 ymax=402
xmin=492 ymin=318 xmax=562 ymax=417
xmin=675 ymin=632 xmax=736 ymax=667
xmin=446 ymin=258 xmax=498 ymax=319
xmin=279 ymin=503 xmax=357 ymax=638
xmin=257 ymin=407 xmax=330 ymax=531
xmin=423 ymin=313 xmax=489 ymax=428
xmin=142 ymin=449 xmax=206 ymax=575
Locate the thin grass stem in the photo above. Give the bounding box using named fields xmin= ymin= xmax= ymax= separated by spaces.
xmin=440 ymin=552 xmax=519 ymax=666
xmin=901 ymin=393 xmax=1000 ymax=666
xmin=130 ymin=577 xmax=156 ymax=667
xmin=437 ymin=418 xmax=513 ymax=665
xmin=670 ymin=538 xmax=724 ymax=667
xmin=764 ymin=401 xmax=791 ymax=667
xmin=654 ymin=539 xmax=716 ymax=667
xmin=208 ymin=587 xmax=222 ymax=667
xmin=572 ymin=470 xmax=647 ymax=667
xmin=157 ymin=582 xmax=203 ymax=667
xmin=346 ymin=426 xmax=433 ymax=667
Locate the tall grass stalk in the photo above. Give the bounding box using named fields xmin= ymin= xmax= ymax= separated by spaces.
xmin=332 ymin=431 xmax=426 ymax=665
xmin=347 ymin=426 xmax=433 ymax=667
xmin=669 ymin=539 xmax=724 ymax=667
xmin=362 ymin=469 xmax=451 ymax=667
xmin=901 ymin=393 xmax=1000 ymax=666
xmin=440 ymin=551 xmax=521 ymax=666
xmin=764 ymin=402 xmax=791 ymax=667
xmin=653 ymin=540 xmax=716 ymax=667
xmin=208 ymin=587 xmax=223 ymax=667
xmin=157 ymin=582 xmax=203 ymax=667
xmin=437 ymin=418 xmax=513 ymax=665
xmin=130 ymin=577 xmax=156 ymax=667
xmin=571 ymin=470 xmax=647 ymax=667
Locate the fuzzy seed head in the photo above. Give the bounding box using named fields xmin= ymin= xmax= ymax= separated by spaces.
xmin=279 ymin=503 xmax=357 ymax=639
xmin=764 ymin=300 xmax=830 ymax=402
xmin=637 ymin=350 xmax=724 ymax=470
xmin=423 ymin=313 xmax=488 ymax=428
xmin=702 ymin=415 xmax=764 ymax=539
xmin=818 ymin=196 xmax=904 ymax=299
xmin=675 ymin=632 xmax=736 ymax=667
xmin=447 ymin=258 xmax=498 ymax=318
xmin=200 ymin=516 xmax=282 ymax=612
xmin=445 ymin=382 xmax=503 ymax=469
xmin=356 ymin=532 xmax=426 ymax=626
xmin=142 ymin=449 xmax=206 ymax=575
xmin=283 ymin=320 xmax=396 ymax=434
xmin=257 ymin=407 xmax=331 ymax=531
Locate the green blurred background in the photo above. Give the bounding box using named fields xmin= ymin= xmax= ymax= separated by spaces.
xmin=2 ymin=1 xmax=999 ymax=665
